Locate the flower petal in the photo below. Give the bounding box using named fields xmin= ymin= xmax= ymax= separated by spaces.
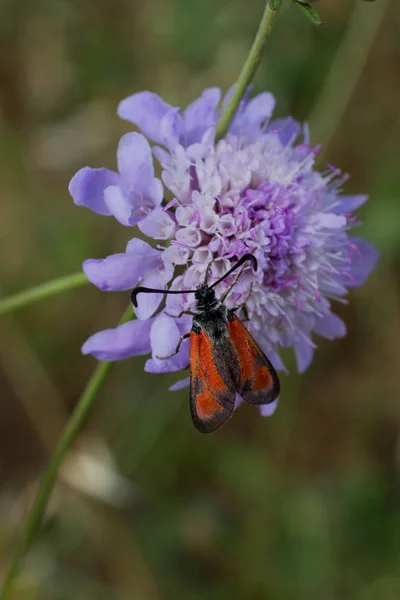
xmin=69 ymin=167 xmax=119 ymax=215
xmin=259 ymin=398 xmax=279 ymax=417
xmin=117 ymin=133 xmax=154 ymax=192
xmin=267 ymin=117 xmax=301 ymax=146
xmin=133 ymin=272 xmax=167 ymax=320
xmin=83 ymin=253 xmax=146 ymax=291
xmin=159 ymin=108 xmax=183 ymax=149
xmin=117 ymin=91 xmax=176 ymax=145
xmin=235 ymin=393 xmax=244 ymax=410
xmin=182 ymin=88 xmax=221 ymax=146
xmin=333 ymin=194 xmax=368 ymax=215
xmin=294 ymin=338 xmax=315 ymax=373
xmin=232 ymin=92 xmax=275 ymax=138
xmin=265 ymin=348 xmax=289 ymax=374
xmin=144 ymin=337 xmax=190 ymax=373
xmin=345 ymin=237 xmax=379 ymax=287
xmin=150 ymin=313 xmax=181 ymax=365
xmin=103 ymin=185 xmax=135 ymax=226
xmin=314 ymin=313 xmax=346 ymax=340
xmin=169 ymin=376 xmax=190 ymax=391
xmin=138 ymin=208 xmax=176 ymax=240
xmin=82 ymin=318 xmax=152 ymax=360
xmin=125 ymin=237 xmax=160 ymax=259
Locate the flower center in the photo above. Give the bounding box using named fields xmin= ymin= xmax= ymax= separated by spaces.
xmin=238 ymin=181 xmax=299 ymax=294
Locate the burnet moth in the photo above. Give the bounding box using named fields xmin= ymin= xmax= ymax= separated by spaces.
xmin=131 ymin=254 xmax=280 ymax=433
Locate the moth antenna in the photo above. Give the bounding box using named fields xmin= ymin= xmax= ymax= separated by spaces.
xmin=210 ymin=253 xmax=258 ymax=290
xmin=131 ymin=286 xmax=197 ymax=307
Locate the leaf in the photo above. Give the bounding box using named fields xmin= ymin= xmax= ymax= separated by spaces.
xmin=294 ymin=1 xmax=323 ymax=26
xmin=268 ymin=0 xmax=278 ymax=10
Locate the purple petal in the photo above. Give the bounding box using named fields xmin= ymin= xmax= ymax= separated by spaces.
xmin=259 ymin=398 xmax=279 ymax=417
xmin=125 ymin=237 xmax=160 ymax=259
xmin=82 ymin=318 xmax=152 ymax=360
xmin=294 ymin=338 xmax=315 ymax=373
xmin=117 ymin=133 xmax=154 ymax=192
xmin=117 ymin=91 xmax=176 ymax=145
xmin=235 ymin=393 xmax=244 ymax=410
xmin=169 ymin=376 xmax=190 ymax=391
xmin=311 ymin=212 xmax=346 ymax=229
xmin=266 ymin=348 xmax=289 ymax=374
xmin=267 ymin=117 xmax=301 ymax=146
xmin=345 ymin=237 xmax=379 ymax=287
xmin=314 ymin=313 xmax=346 ymax=340
xmin=103 ymin=185 xmax=135 ymax=226
xmin=182 ymin=88 xmax=221 ymax=146
xmin=232 ymin=92 xmax=275 ymax=137
xmin=333 ymin=194 xmax=368 ymax=215
xmin=150 ymin=313 xmax=181 ymax=365
xmin=69 ymin=167 xmax=119 ymax=216
xmin=138 ymin=208 xmax=176 ymax=240
xmin=159 ymin=108 xmax=183 ymax=149
xmin=133 ymin=272 xmax=166 ymax=320
xmin=83 ymin=253 xmax=147 ymax=291
xmin=144 ymin=338 xmax=190 ymax=373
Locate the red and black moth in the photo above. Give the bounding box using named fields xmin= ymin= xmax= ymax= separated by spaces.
xmin=131 ymin=254 xmax=280 ymax=433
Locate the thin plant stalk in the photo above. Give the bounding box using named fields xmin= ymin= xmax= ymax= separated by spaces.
xmin=0 ymin=272 xmax=88 ymax=316
xmin=215 ymin=0 xmax=281 ymax=141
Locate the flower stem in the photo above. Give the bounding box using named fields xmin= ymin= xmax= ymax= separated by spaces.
xmin=0 ymin=305 xmax=133 ymax=599
xmin=0 ymin=272 xmax=88 ymax=316
xmin=215 ymin=0 xmax=281 ymax=141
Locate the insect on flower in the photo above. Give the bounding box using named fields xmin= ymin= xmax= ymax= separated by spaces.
xmin=131 ymin=254 xmax=280 ymax=433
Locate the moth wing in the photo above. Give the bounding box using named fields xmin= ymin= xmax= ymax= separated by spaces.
xmin=189 ymin=330 xmax=236 ymax=433
xmin=227 ymin=315 xmax=280 ymax=405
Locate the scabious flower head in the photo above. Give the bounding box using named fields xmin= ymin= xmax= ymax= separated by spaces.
xmin=69 ymin=87 xmax=378 ymax=415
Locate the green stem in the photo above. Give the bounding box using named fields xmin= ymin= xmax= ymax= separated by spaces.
xmin=0 ymin=272 xmax=88 ymax=316
xmin=215 ymin=0 xmax=281 ymax=141
xmin=0 ymin=305 xmax=133 ymax=599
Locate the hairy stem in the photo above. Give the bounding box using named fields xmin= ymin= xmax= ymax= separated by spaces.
xmin=215 ymin=0 xmax=281 ymax=141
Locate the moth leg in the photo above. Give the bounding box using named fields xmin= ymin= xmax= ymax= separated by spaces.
xmin=164 ymin=310 xmax=196 ymax=319
xmin=230 ymin=283 xmax=253 ymax=313
xmin=219 ymin=258 xmax=254 ymax=303
xmin=156 ymin=333 xmax=190 ymax=360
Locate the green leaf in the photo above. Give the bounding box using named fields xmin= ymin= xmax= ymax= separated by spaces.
xmin=294 ymin=1 xmax=323 ymax=26
xmin=268 ymin=0 xmax=278 ymax=10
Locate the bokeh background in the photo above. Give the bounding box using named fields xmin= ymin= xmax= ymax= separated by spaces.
xmin=1 ymin=0 xmax=399 ymax=598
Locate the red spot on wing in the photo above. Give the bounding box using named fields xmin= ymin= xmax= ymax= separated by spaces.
xmin=189 ymin=330 xmax=234 ymax=433
xmin=190 ymin=330 xmax=226 ymax=394
xmin=195 ymin=392 xmax=223 ymax=420
xmin=253 ymin=367 xmax=273 ymax=392
xmin=227 ymin=315 xmax=279 ymax=405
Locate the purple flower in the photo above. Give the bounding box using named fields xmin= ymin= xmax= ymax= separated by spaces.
xmin=69 ymin=133 xmax=163 ymax=226
xmin=71 ymin=87 xmax=378 ymax=419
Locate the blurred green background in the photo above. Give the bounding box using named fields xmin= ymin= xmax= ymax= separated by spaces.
xmin=1 ymin=0 xmax=400 ymax=598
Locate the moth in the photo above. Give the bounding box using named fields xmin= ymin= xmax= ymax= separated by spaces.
xmin=131 ymin=254 xmax=280 ymax=433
